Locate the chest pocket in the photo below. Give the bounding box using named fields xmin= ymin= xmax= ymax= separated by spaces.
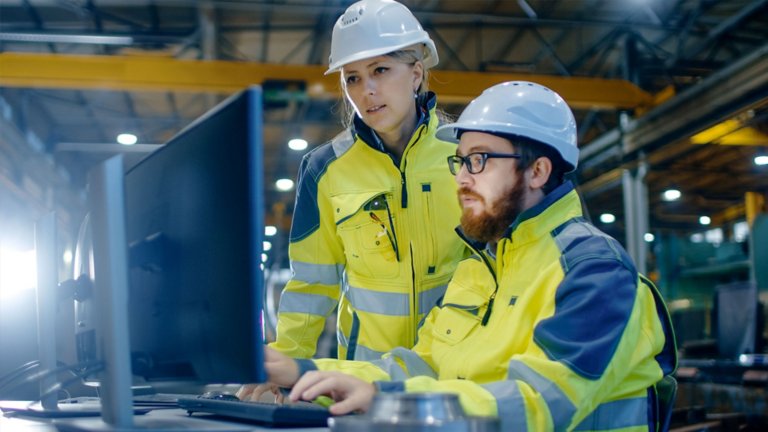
xmin=332 ymin=191 xmax=400 ymax=280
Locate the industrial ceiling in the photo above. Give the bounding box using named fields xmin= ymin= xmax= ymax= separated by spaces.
xmin=0 ymin=0 xmax=767 ymax=267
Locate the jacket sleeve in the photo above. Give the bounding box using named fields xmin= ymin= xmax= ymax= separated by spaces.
xmin=269 ymin=150 xmax=346 ymax=358
xmin=400 ymin=248 xmax=671 ymax=431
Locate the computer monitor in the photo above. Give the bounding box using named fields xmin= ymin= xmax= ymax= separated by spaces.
xmin=123 ymin=87 xmax=266 ymax=386
xmin=63 ymin=86 xmax=266 ymax=431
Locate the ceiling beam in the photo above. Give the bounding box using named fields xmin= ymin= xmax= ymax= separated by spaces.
xmin=0 ymin=52 xmax=651 ymax=110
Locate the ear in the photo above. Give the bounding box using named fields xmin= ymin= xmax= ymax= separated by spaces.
xmin=527 ymin=157 xmax=553 ymax=190
xmin=411 ymin=61 xmax=424 ymax=93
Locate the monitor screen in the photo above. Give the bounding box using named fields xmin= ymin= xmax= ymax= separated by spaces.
xmin=122 ymin=87 xmax=266 ymax=384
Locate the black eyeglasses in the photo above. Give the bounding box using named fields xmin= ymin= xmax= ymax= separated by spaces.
xmin=447 ymin=152 xmax=521 ymax=175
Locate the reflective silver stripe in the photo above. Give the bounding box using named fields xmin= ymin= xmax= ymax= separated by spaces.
xmin=347 ymin=286 xmax=409 ymax=316
xmin=351 ymin=344 xmax=385 ymax=361
xmin=370 ymin=347 xmax=437 ymax=380
xmin=482 ymin=381 xmax=528 ymax=432
xmin=290 ymin=260 xmax=343 ymax=286
xmin=337 ymin=326 xmax=348 ymax=348
xmin=418 ymin=284 xmax=447 ymax=315
xmin=330 ymin=130 xmax=355 ymax=157
xmin=508 ymin=360 xmax=576 ymax=432
xmin=278 ymin=291 xmax=337 ymax=316
xmin=574 ymin=397 xmax=648 ymax=431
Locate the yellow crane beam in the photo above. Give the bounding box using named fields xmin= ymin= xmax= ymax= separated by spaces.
xmin=0 ymin=53 xmax=651 ymax=110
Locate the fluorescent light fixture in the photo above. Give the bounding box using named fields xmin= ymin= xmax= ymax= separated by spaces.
xmin=265 ymin=226 xmax=277 ymax=236
xmin=599 ymin=213 xmax=616 ymax=224
xmin=644 ymin=233 xmax=655 ymax=242
xmin=755 ymin=155 xmax=768 ymax=166
xmin=662 ymin=188 xmax=681 ymax=201
xmin=288 ymin=138 xmax=308 ymax=151
xmin=117 ymin=133 xmax=137 ymax=145
xmin=276 ymin=178 xmax=294 ymax=191
xmin=0 ymin=32 xmax=134 ymax=45
xmin=699 ymin=216 xmax=711 ymax=225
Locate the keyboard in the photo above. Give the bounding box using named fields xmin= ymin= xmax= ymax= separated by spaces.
xmin=177 ymin=397 xmax=331 ymax=427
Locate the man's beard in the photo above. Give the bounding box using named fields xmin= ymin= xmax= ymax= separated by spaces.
xmin=459 ymin=173 xmax=527 ymax=243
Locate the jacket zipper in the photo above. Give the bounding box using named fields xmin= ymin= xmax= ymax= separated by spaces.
xmin=455 ymin=228 xmax=499 ymax=327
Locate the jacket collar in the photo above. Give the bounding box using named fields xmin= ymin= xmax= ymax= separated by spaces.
xmin=352 ymin=91 xmax=438 ymax=153
xmin=504 ymin=180 xmax=583 ymax=247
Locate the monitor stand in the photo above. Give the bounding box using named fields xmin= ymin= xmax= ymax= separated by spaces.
xmin=52 ymin=156 xmax=251 ymax=432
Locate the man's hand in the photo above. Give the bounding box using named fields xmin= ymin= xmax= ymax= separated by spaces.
xmin=288 ymin=371 xmax=376 ymax=415
xmin=236 ymin=347 xmax=300 ymax=401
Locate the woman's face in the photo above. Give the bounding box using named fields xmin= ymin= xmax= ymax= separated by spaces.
xmin=341 ymin=55 xmax=423 ymax=137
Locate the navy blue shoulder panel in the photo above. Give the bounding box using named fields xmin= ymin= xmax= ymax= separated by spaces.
xmin=289 ymin=143 xmax=338 ymax=242
xmin=533 ymin=218 xmax=638 ymax=380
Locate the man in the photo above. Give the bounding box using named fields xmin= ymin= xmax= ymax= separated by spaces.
xmin=263 ymin=81 xmax=677 ymax=431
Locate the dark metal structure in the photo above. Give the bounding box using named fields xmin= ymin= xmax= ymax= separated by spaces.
xmin=1 ymin=0 xmax=767 ymax=267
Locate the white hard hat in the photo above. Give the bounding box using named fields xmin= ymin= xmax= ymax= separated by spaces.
xmin=436 ymin=81 xmax=579 ymax=171
xmin=326 ymin=0 xmax=438 ymax=75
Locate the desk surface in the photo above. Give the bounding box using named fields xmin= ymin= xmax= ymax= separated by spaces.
xmin=1 ymin=406 xmax=329 ymax=431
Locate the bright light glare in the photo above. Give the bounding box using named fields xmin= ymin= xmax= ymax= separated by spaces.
xmin=755 ymin=155 xmax=768 ymax=166
xmin=263 ymin=241 xmax=272 ymax=251
xmin=0 ymin=248 xmax=37 ymax=298
xmin=599 ymin=213 xmax=616 ymax=224
xmin=62 ymin=249 xmax=73 ymax=265
xmin=276 ymin=178 xmax=294 ymax=191
xmin=662 ymin=189 xmax=681 ymax=201
xmin=261 ymin=253 xmax=268 ymax=263
xmin=699 ymin=216 xmax=711 ymax=225
xmin=116 ymin=133 xmax=137 ymax=145
xmin=265 ymin=226 xmax=277 ymax=236
xmin=644 ymin=233 xmax=655 ymax=242
xmin=288 ymin=138 xmax=308 ymax=151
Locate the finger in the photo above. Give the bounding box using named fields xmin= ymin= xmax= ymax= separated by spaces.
xmin=328 ymin=396 xmax=364 ymax=416
xmin=288 ymin=371 xmax=329 ymax=401
xmin=235 ymin=384 xmax=255 ymax=400
xmin=296 ymin=375 xmax=344 ymax=402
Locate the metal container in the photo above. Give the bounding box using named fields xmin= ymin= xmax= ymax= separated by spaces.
xmin=329 ymin=392 xmax=500 ymax=432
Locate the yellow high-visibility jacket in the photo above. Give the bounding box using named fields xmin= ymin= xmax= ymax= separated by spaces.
xmin=306 ymin=182 xmax=678 ymax=431
xmin=271 ymin=93 xmax=467 ymax=360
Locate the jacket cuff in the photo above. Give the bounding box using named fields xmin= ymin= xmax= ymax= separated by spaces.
xmin=375 ymin=381 xmax=405 ymax=393
xmin=295 ymin=358 xmax=318 ymax=376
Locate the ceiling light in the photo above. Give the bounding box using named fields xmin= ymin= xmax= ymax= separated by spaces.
xmin=755 ymin=155 xmax=768 ymax=166
xmin=117 ymin=133 xmax=137 ymax=145
xmin=288 ymin=138 xmax=308 ymax=151
xmin=0 ymin=32 xmax=134 ymax=45
xmin=263 ymin=241 xmax=272 ymax=251
xmin=275 ymin=178 xmax=294 ymax=191
xmin=265 ymin=226 xmax=277 ymax=236
xmin=699 ymin=216 xmax=711 ymax=225
xmin=261 ymin=253 xmax=268 ymax=263
xmin=599 ymin=213 xmax=616 ymax=224
xmin=62 ymin=249 xmax=73 ymax=265
xmin=661 ymin=188 xmax=681 ymax=201
xmin=644 ymin=233 xmax=655 ymax=242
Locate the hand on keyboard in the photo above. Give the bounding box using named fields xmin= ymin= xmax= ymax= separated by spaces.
xmin=236 ymin=382 xmax=284 ymax=403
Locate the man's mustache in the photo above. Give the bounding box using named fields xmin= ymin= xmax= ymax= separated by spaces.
xmin=458 ymin=187 xmax=484 ymax=202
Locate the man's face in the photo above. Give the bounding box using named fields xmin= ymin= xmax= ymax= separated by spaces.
xmin=454 ymin=131 xmax=528 ymax=243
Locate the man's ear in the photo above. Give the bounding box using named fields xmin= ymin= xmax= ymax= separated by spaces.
xmin=528 ymin=157 xmax=552 ymax=189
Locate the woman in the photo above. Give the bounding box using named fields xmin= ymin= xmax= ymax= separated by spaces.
xmin=239 ymin=0 xmax=466 ymax=400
